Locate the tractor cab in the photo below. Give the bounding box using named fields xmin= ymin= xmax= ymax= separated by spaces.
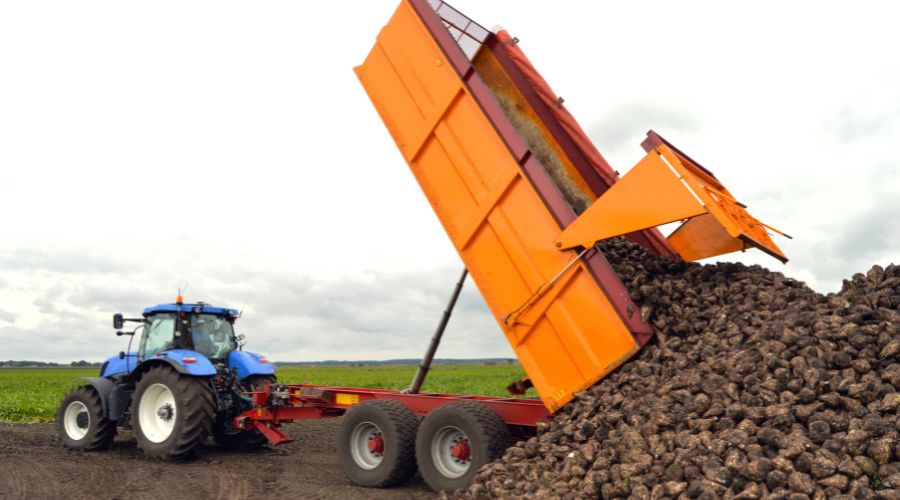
xmin=140 ymin=302 xmax=240 ymax=361
xmin=101 ymin=297 xmax=274 ymax=382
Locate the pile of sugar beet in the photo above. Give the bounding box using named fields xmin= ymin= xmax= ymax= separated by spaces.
xmin=462 ymin=238 xmax=900 ymax=499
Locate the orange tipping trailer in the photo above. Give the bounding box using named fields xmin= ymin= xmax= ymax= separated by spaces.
xmin=354 ymin=0 xmax=789 ymax=413
xmin=227 ymin=1 xmax=794 ymax=492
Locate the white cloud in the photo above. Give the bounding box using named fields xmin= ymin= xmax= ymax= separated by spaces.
xmin=0 ymin=243 xmax=500 ymax=363
xmin=1 ymin=1 xmax=898 ymax=361
xmin=0 ymin=309 xmax=15 ymax=324
xmin=588 ymin=99 xmax=705 ymax=157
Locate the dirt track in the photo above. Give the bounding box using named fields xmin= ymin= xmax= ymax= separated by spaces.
xmin=0 ymin=419 xmax=435 ymax=500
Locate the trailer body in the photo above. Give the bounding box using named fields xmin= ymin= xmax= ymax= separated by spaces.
xmin=354 ymin=0 xmax=787 ymax=412
xmin=355 ymin=0 xmax=649 ymax=413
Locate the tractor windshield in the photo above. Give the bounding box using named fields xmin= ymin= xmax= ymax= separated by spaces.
xmin=189 ymin=314 xmax=236 ymax=360
xmin=140 ymin=313 xmax=176 ymax=359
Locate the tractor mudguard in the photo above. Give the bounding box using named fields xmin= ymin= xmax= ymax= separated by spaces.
xmin=99 ymin=352 xmax=138 ymax=377
xmin=78 ymin=377 xmax=116 ymax=417
xmin=228 ymin=351 xmax=276 ymax=380
xmin=151 ymin=349 xmax=218 ymax=376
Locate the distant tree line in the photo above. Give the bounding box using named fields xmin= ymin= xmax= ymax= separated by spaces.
xmin=277 ymin=358 xmax=519 ymax=367
xmin=0 ymin=358 xmax=515 ymax=368
xmin=0 ymin=360 xmax=100 ymax=367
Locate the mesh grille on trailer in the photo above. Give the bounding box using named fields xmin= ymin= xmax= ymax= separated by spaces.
xmin=427 ymin=0 xmax=491 ymax=60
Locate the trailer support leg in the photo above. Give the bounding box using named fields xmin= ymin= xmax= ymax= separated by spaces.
xmin=408 ymin=268 xmax=468 ymax=394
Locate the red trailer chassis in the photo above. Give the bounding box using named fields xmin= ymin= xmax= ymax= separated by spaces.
xmin=236 ymin=382 xmax=550 ymax=446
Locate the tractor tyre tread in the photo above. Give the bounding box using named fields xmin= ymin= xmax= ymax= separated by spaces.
xmin=338 ymin=399 xmax=419 ymax=488
xmin=56 ymin=385 xmax=117 ymax=451
xmin=132 ymin=365 xmax=215 ymax=460
xmin=415 ymin=401 xmax=511 ymax=492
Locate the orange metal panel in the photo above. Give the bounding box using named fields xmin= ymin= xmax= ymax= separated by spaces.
xmin=658 ymin=145 xmax=788 ymax=262
xmin=556 ymin=152 xmax=708 ymax=250
xmin=667 ymin=213 xmax=745 ymax=261
xmin=355 ymin=1 xmax=640 ymax=412
xmin=556 ymin=142 xmax=788 ymax=263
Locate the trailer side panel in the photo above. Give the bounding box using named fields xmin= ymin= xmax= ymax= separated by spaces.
xmin=355 ymin=1 xmax=644 ymax=411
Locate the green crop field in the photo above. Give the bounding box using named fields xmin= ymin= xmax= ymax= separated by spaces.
xmin=0 ymin=363 xmax=530 ymax=423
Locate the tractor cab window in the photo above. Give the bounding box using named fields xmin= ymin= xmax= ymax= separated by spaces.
xmin=140 ymin=313 xmax=176 ymax=360
xmin=189 ymin=314 xmax=235 ymax=360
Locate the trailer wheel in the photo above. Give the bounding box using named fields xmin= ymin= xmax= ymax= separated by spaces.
xmin=337 ymin=399 xmax=419 ymax=487
xmin=56 ymin=385 xmax=116 ymax=451
xmin=212 ymin=375 xmax=276 ymax=451
xmin=132 ymin=365 xmax=215 ymax=460
xmin=415 ymin=401 xmax=511 ymax=492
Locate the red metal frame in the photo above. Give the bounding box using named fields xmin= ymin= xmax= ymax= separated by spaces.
xmin=484 ymin=32 xmax=678 ymax=261
xmin=235 ymin=383 xmax=550 ymax=446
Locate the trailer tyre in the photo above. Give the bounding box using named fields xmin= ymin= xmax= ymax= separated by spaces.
xmin=338 ymin=399 xmax=419 ymax=487
xmin=132 ymin=365 xmax=215 ymax=460
xmin=56 ymin=385 xmax=116 ymax=451
xmin=415 ymin=401 xmax=511 ymax=492
xmin=212 ymin=375 xmax=276 ymax=451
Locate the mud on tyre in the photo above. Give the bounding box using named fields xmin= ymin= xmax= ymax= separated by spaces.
xmin=415 ymin=401 xmax=511 ymax=492
xmin=337 ymin=399 xmax=419 ymax=487
xmin=57 ymin=385 xmax=116 ymax=451
xmin=131 ymin=365 xmax=215 ymax=460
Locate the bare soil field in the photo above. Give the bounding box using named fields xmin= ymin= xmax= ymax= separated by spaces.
xmin=0 ymin=419 xmax=435 ymax=500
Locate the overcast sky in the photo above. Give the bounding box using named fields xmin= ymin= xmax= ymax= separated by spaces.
xmin=1 ymin=1 xmax=898 ymax=363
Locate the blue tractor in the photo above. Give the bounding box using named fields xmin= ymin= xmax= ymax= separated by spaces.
xmin=56 ymin=297 xmax=276 ymax=460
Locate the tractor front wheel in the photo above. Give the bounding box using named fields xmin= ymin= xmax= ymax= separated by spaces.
xmin=132 ymin=365 xmax=215 ymax=460
xmin=56 ymin=385 xmax=116 ymax=451
xmin=212 ymin=375 xmax=276 ymax=451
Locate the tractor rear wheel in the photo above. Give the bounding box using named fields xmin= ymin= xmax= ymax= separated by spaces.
xmin=132 ymin=365 xmax=215 ymax=460
xmin=56 ymin=385 xmax=116 ymax=451
xmin=415 ymin=401 xmax=511 ymax=491
xmin=212 ymin=375 xmax=276 ymax=451
xmin=337 ymin=399 xmax=419 ymax=487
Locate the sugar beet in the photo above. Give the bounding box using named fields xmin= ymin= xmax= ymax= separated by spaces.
xmin=461 ymin=238 xmax=900 ymax=499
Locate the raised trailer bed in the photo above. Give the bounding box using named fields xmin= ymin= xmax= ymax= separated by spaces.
xmin=354 ymin=0 xmax=788 ymax=415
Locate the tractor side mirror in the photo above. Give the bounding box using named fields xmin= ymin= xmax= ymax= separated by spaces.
xmin=113 ymin=313 xmax=124 ymax=330
xmin=236 ymin=334 xmax=246 ymax=349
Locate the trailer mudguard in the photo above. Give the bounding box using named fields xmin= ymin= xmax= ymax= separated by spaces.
xmin=151 ymin=349 xmax=217 ymax=376
xmin=228 ymin=351 xmax=275 ymax=380
xmin=78 ymin=377 xmax=116 ymax=417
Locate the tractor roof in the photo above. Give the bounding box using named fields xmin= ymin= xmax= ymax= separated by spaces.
xmin=143 ymin=303 xmax=239 ymax=317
